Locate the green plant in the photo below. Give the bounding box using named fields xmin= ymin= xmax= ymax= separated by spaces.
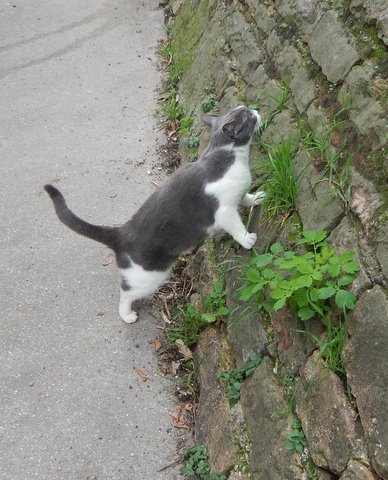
xmin=179 ymin=115 xmax=194 ymax=134
xmin=254 ymin=137 xmax=303 ymax=219
xmin=259 ymin=80 xmax=291 ymax=130
xmin=165 ymin=279 xmax=229 ymax=348
xmin=162 ymin=97 xmax=184 ymax=122
xmin=239 ymin=230 xmax=360 ymax=321
xmin=296 ymin=314 xmax=348 ymax=374
xmin=201 ymin=278 xmax=230 ymax=323
xmin=301 ymin=126 xmax=352 ymax=210
xmin=218 ymin=352 xmax=263 ymax=407
xmin=185 ymin=135 xmax=200 ymax=149
xmin=181 ymin=445 xmax=227 ymax=480
xmin=285 ymin=417 xmax=307 ymax=454
xmin=164 ymin=304 xmax=206 ymax=348
xmin=201 ymin=94 xmax=218 ymax=113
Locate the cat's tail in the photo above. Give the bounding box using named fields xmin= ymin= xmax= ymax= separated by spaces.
xmin=44 ymin=184 xmax=119 ymax=249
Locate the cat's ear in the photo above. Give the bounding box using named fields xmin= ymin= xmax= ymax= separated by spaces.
xmin=201 ymin=114 xmax=217 ymax=128
xmin=222 ymin=121 xmax=236 ymax=140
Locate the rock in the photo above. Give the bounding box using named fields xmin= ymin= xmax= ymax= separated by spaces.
xmin=307 ymin=103 xmax=328 ymax=134
xmin=195 ymin=326 xmax=239 ymax=473
xmin=171 ymin=0 xmax=182 ymax=15
xmin=345 ymin=286 xmax=388 ymax=479
xmin=225 ymin=267 xmax=268 ymax=367
xmin=227 ymin=12 xmax=264 ymax=78
xmin=376 ymin=224 xmax=388 ymax=280
xmin=350 ymin=0 xmax=388 ymax=46
xmin=262 ymin=109 xmax=295 ymax=144
xmin=275 ymin=43 xmax=303 ymax=77
xmin=277 ymin=0 xmax=325 ymax=41
xmin=252 ymin=4 xmax=276 ymax=35
xmin=218 ymin=86 xmax=240 ymax=112
xmin=290 ymin=65 xmax=316 ymax=113
xmin=183 ymin=242 xmax=217 ymax=307
xmin=294 ymin=150 xmax=344 ymax=233
xmin=271 ymin=306 xmax=324 ymax=373
xmin=317 ymin=467 xmax=337 ymax=480
xmin=214 ymin=56 xmax=234 ymax=99
xmin=240 ymin=358 xmax=299 ymax=479
xmin=327 ymin=216 xmax=372 ymax=296
xmin=339 ymin=460 xmax=376 ymax=480
xmin=296 ymin=352 xmax=366 ymax=475
xmin=244 ymin=64 xmax=273 ymax=104
xmin=349 ymin=167 xmax=383 ymax=224
xmin=339 ymin=64 xmax=388 ymax=148
xmin=309 ymin=11 xmax=359 ymax=83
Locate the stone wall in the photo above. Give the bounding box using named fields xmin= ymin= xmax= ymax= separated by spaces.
xmin=167 ymin=1 xmax=388 ymax=479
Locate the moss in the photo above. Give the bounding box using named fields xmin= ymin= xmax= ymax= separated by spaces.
xmin=171 ymin=0 xmax=212 ymax=70
xmin=231 ymin=426 xmax=254 ymax=479
xmin=347 ymin=17 xmax=387 ymax=62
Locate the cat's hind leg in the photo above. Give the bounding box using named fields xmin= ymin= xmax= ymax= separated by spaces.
xmin=241 ymin=191 xmax=265 ymax=207
xmin=119 ymin=262 xmax=171 ymax=324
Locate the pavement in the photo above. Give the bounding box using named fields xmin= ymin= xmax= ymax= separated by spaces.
xmin=0 ymin=1 xmax=184 ymax=479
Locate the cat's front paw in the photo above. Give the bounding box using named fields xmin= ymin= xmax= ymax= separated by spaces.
xmin=240 ymin=232 xmax=257 ymax=249
xmin=252 ymin=190 xmax=265 ymax=205
xmin=121 ymin=311 xmax=138 ymax=324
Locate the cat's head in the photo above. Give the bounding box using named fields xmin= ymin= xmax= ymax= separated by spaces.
xmin=202 ymin=106 xmax=262 ymax=146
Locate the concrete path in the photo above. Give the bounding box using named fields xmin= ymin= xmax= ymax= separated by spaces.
xmin=0 ymin=1 xmax=183 ymax=479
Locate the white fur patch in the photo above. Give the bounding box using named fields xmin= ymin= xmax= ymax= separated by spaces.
xmin=118 ymin=258 xmax=171 ymax=323
xmin=205 ymin=145 xmax=252 ymax=209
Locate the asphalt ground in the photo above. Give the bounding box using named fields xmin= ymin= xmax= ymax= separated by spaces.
xmin=0 ymin=1 xmax=183 ymax=478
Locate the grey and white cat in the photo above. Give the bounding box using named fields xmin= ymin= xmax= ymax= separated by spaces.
xmin=45 ymin=106 xmax=265 ymax=323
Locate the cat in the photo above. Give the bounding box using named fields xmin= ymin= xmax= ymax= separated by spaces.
xmin=44 ymin=105 xmax=265 ymax=324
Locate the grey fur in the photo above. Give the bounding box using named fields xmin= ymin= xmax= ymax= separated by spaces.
xmin=45 ymin=106 xmax=259 ymax=272
xmin=45 ymin=106 xmax=261 ymax=322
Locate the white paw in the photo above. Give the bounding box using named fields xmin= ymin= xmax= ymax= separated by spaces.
xmin=240 ymin=232 xmax=257 ymax=249
xmin=252 ymin=190 xmax=265 ymax=205
xmin=121 ymin=311 xmax=138 ymax=324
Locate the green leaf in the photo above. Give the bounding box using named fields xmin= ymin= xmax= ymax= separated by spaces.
xmin=270 ymin=243 xmax=283 ymax=254
xmin=292 ymin=275 xmax=313 ymax=289
xmin=296 ymin=261 xmax=314 ymax=274
xmin=342 ymin=262 xmax=360 ymax=274
xmin=239 ymin=285 xmax=255 ymax=301
xmin=262 ymin=268 xmax=275 ymax=279
xmin=338 ymin=275 xmax=355 ymax=286
xmin=293 ymin=289 xmax=309 ymax=307
xmin=300 ymin=230 xmax=327 ymax=244
xmin=317 ymin=286 xmax=336 ymax=299
xmin=329 ymin=256 xmax=341 ymax=265
xmin=285 ymin=440 xmax=295 ymax=451
xmin=311 ymin=269 xmax=323 ymax=281
xmin=327 ymin=264 xmax=341 ymax=277
xmin=298 ymin=306 xmax=315 ymax=321
xmin=309 ymin=287 xmax=319 ymax=302
xmin=273 ymin=297 xmax=287 ymax=311
xmin=255 ymin=254 xmax=273 ymax=268
xmin=246 ymin=268 xmax=262 ymax=283
xmin=202 ymin=312 xmax=216 ymax=323
xmin=283 ymin=251 xmax=295 ymax=260
xmin=339 ymin=251 xmax=354 ymax=262
xmin=270 ymin=288 xmax=288 ymax=300
xmin=335 ymin=289 xmax=357 ymax=310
